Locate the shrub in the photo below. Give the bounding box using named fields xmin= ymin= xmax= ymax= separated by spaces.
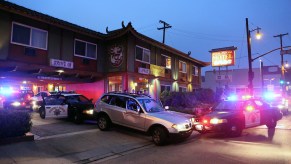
xmin=0 ymin=110 xmax=32 ymax=139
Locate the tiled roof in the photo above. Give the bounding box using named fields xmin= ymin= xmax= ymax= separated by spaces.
xmin=105 ymin=22 xmax=209 ymax=67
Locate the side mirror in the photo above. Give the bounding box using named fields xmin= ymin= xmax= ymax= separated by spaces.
xmin=165 ymin=106 xmax=169 ymax=110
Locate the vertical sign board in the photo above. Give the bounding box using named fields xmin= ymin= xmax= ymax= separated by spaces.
xmin=211 ymin=49 xmax=236 ymax=67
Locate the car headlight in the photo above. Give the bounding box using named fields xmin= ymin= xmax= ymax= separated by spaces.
xmin=209 ymin=118 xmax=227 ymax=124
xmin=83 ymin=109 xmax=94 ymax=115
xmin=277 ymin=104 xmax=284 ymax=109
xmin=172 ymin=123 xmax=191 ymax=131
xmin=12 ymin=101 xmax=21 ymax=107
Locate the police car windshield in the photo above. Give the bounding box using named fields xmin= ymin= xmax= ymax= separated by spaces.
xmin=214 ymin=101 xmax=242 ymax=111
xmin=137 ymin=98 xmax=165 ymax=113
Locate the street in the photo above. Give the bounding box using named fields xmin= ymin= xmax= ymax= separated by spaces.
xmin=0 ymin=113 xmax=291 ymax=164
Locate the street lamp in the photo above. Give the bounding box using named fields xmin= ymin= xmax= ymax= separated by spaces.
xmin=246 ymin=18 xmax=262 ymax=95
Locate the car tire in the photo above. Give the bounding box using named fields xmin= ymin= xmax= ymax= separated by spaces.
xmin=266 ymin=117 xmax=277 ymax=129
xmin=97 ymin=114 xmax=111 ymax=131
xmin=39 ymin=107 xmax=45 ymax=119
xmin=227 ymin=122 xmax=242 ymax=137
xmin=152 ymin=127 xmax=168 ymax=146
xmin=73 ymin=111 xmax=83 ymax=124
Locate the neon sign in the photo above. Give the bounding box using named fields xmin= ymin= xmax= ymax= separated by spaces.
xmin=211 ymin=50 xmax=235 ymax=67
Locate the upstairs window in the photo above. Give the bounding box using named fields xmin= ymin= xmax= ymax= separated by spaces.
xmin=74 ymin=39 xmax=97 ymax=59
xmin=192 ymin=66 xmax=198 ymax=76
xmin=161 ymin=54 xmax=171 ymax=69
xmin=11 ymin=22 xmax=48 ymax=50
xmin=179 ymin=61 xmax=187 ymax=73
xmin=135 ymin=46 xmax=150 ymax=64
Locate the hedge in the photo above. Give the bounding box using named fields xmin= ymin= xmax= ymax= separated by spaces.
xmin=0 ymin=110 xmax=32 ymax=139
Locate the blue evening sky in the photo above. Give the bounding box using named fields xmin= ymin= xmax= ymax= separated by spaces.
xmin=6 ymin=0 xmax=291 ymax=74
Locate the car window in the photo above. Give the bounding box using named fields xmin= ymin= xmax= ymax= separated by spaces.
xmin=138 ymin=98 xmax=164 ymax=113
xmin=78 ymin=95 xmax=90 ymax=103
xmin=126 ymin=98 xmax=141 ymax=112
xmin=214 ymin=101 xmax=244 ymax=111
xmin=101 ymin=95 xmax=112 ymax=104
xmin=45 ymin=96 xmax=64 ymax=105
xmin=66 ymin=96 xmax=79 ymax=103
xmin=110 ymin=96 xmax=126 ymax=108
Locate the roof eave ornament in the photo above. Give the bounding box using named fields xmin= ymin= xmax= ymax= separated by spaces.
xmin=122 ymin=21 xmax=125 ymax=28
xmin=106 ymin=26 xmax=110 ymax=33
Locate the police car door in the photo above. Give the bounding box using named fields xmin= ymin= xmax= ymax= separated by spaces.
xmin=243 ymin=100 xmax=260 ymax=128
xmin=45 ymin=96 xmax=68 ymax=118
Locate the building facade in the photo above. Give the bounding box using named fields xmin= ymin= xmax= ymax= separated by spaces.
xmin=0 ymin=1 xmax=209 ymax=101
xmin=202 ymin=66 xmax=285 ymax=95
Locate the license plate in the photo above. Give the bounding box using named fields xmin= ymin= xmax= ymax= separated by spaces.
xmin=195 ymin=124 xmax=203 ymax=131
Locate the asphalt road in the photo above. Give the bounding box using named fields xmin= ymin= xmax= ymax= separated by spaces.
xmin=100 ymin=114 xmax=291 ymax=164
xmin=1 ymin=113 xmax=291 ymax=164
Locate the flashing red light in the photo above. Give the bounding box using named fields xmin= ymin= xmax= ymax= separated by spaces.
xmin=246 ymin=105 xmax=254 ymax=112
xmin=202 ymin=119 xmax=208 ymax=124
xmin=21 ymin=102 xmax=26 ymax=106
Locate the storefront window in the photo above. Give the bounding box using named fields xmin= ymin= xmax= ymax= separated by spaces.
xmin=108 ymin=76 xmax=122 ymax=92
xmin=132 ymin=77 xmax=149 ymax=94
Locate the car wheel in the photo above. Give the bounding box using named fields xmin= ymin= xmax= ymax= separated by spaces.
xmin=97 ymin=115 xmax=111 ymax=131
xmin=266 ymin=117 xmax=277 ymax=129
xmin=73 ymin=111 xmax=83 ymax=124
xmin=39 ymin=107 xmax=45 ymax=119
xmin=152 ymin=127 xmax=168 ymax=146
xmin=227 ymin=122 xmax=242 ymax=137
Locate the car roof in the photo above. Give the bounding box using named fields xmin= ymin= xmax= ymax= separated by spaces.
xmin=104 ymin=92 xmax=151 ymax=99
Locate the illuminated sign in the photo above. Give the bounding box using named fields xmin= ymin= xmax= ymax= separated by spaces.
xmin=211 ymin=50 xmax=235 ymax=67
xmin=138 ymin=67 xmax=150 ymax=75
xmin=50 ymin=59 xmax=73 ymax=69
xmin=150 ymin=64 xmax=165 ymax=77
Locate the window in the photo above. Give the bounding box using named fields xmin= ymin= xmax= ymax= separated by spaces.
xmin=110 ymin=96 xmax=126 ymax=108
xmin=161 ymin=55 xmax=171 ymax=69
xmin=126 ymin=98 xmax=141 ymax=112
xmin=11 ymin=22 xmax=48 ymax=50
xmin=74 ymin=39 xmax=97 ymax=59
xmin=179 ymin=61 xmax=187 ymax=73
xmin=101 ymin=95 xmax=112 ymax=104
xmin=161 ymin=85 xmax=171 ymax=93
xmin=192 ymin=66 xmax=198 ymax=76
xmin=135 ymin=46 xmax=150 ymax=64
xmin=179 ymin=87 xmax=187 ymax=92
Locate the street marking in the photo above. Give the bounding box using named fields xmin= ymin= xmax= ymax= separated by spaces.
xmin=34 ymin=129 xmax=100 ymax=141
xmin=75 ymin=143 xmax=154 ymax=164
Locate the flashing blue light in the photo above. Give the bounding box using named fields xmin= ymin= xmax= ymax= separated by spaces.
xmin=228 ymin=95 xmax=238 ymax=101
xmin=263 ymin=92 xmax=275 ymax=100
xmin=0 ymin=87 xmax=13 ymax=95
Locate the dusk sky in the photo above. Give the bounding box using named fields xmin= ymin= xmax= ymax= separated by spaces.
xmin=6 ymin=0 xmax=291 ymax=74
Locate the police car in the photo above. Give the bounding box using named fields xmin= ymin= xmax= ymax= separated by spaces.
xmin=38 ymin=92 xmax=94 ymax=124
xmin=193 ymin=96 xmax=283 ymax=137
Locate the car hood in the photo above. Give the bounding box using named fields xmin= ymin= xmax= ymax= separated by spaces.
xmin=148 ymin=111 xmax=193 ymax=124
xmin=203 ymin=111 xmax=235 ymax=119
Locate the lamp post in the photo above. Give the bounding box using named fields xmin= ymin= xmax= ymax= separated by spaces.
xmin=246 ymin=18 xmax=262 ymax=95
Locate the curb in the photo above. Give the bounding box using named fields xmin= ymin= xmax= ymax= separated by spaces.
xmin=0 ymin=132 xmax=34 ymax=145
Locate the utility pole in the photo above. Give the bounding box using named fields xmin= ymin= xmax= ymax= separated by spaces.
xmin=246 ymin=18 xmax=254 ymax=95
xmin=157 ymin=20 xmax=172 ymax=44
xmin=274 ymin=33 xmax=289 ymax=95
